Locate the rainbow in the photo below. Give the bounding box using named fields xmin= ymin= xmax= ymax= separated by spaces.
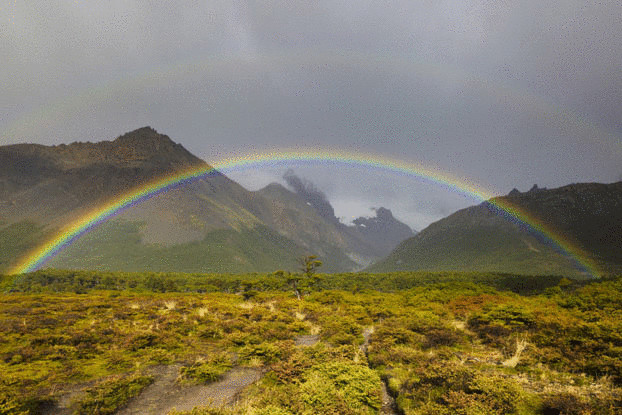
xmin=8 ymin=149 xmax=600 ymax=277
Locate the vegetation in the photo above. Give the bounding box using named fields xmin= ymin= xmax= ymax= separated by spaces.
xmin=368 ymin=218 xmax=602 ymax=278
xmin=178 ymin=353 xmax=233 ymax=384
xmin=0 ymin=221 xmax=52 ymax=274
xmin=27 ymin=219 xmax=358 ymax=275
xmin=0 ymin=270 xmax=620 ymax=414
xmin=1 ymin=268 xmax=591 ymax=295
xmin=72 ymin=374 xmax=153 ymax=415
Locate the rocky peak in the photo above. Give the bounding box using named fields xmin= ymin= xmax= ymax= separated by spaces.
xmin=351 ymin=207 xmax=415 ymax=256
xmin=55 ymin=127 xmax=203 ymax=170
xmin=353 ymin=207 xmax=410 ymax=231
xmin=374 ymin=207 xmax=394 ymax=221
xmin=112 ymin=127 xmax=175 ymax=152
xmin=528 ymin=184 xmax=546 ymax=192
xmin=0 ymin=128 xmax=206 ymax=186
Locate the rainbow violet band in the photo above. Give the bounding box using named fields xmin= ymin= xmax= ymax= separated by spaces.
xmin=8 ymin=149 xmax=600 ymax=277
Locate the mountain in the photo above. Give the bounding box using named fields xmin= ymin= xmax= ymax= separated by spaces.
xmin=349 ymin=207 xmax=415 ymax=257
xmin=0 ymin=127 xmax=205 ymax=224
xmin=0 ymin=127 xmax=413 ymax=273
xmin=369 ymin=182 xmax=622 ymax=277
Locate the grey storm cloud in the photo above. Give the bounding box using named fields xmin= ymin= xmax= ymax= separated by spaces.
xmin=1 ymin=1 xmax=621 ymax=230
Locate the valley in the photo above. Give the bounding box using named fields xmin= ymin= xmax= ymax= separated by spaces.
xmin=3 ymin=3 xmax=621 ymax=413
xmin=1 ymin=129 xmax=621 ymax=414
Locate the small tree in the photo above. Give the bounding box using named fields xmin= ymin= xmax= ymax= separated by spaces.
xmin=286 ymin=255 xmax=323 ymax=300
xmin=299 ymin=255 xmax=322 ymax=278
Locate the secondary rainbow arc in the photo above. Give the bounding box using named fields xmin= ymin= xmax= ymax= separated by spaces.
xmin=8 ymin=149 xmax=600 ymax=277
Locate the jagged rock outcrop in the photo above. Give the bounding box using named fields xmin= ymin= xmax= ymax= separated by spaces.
xmin=349 ymin=207 xmax=415 ymax=257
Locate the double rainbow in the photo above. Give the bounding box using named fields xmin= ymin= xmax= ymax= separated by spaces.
xmin=8 ymin=149 xmax=599 ymax=277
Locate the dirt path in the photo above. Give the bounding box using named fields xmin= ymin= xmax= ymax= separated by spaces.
xmin=380 ymin=383 xmax=398 ymax=415
xmin=361 ymin=326 xmax=399 ymax=415
xmin=294 ymin=334 xmax=319 ymax=346
xmin=116 ymin=366 xmax=262 ymax=415
xmin=41 ymin=380 xmax=97 ymax=415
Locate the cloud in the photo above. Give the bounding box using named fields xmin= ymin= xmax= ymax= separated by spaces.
xmin=283 ymin=169 xmax=337 ymax=223
xmin=1 ymin=1 xmax=620 ymax=228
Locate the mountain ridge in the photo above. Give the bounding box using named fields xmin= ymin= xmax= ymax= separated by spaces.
xmin=369 ymin=181 xmax=622 ymax=277
xmin=0 ymin=127 xmax=414 ymax=273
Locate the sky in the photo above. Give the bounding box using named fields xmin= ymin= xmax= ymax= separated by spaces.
xmin=1 ymin=1 xmax=621 ymax=230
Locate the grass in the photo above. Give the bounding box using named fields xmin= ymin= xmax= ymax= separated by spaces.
xmin=20 ymin=218 xmax=357 ymax=274
xmin=0 ymin=221 xmax=53 ymax=275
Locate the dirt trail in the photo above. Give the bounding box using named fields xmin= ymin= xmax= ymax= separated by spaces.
xmin=116 ymin=365 xmax=262 ymax=415
xmin=41 ymin=380 xmax=96 ymax=415
xmin=294 ymin=334 xmax=319 ymax=346
xmin=361 ymin=326 xmax=399 ymax=415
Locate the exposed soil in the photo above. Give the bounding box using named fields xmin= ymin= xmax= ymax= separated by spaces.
xmin=41 ymin=380 xmax=97 ymax=415
xmin=362 ymin=326 xmax=399 ymax=415
xmin=380 ymin=383 xmax=399 ymax=415
xmin=46 ymin=332 xmax=390 ymax=415
xmin=294 ymin=334 xmax=319 ymax=346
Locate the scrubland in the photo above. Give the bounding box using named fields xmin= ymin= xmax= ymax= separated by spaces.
xmin=0 ymin=270 xmax=620 ymax=414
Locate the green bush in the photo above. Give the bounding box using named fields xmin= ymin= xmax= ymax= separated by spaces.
xmin=239 ymin=342 xmax=282 ymax=364
xmin=72 ymin=374 xmax=153 ymax=415
xmin=179 ymin=354 xmax=232 ymax=384
xmin=298 ymin=362 xmax=382 ymax=414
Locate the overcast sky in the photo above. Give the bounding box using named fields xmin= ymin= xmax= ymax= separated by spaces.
xmin=2 ymin=1 xmax=621 ymax=230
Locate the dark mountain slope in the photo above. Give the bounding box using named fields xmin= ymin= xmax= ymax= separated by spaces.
xmin=502 ymin=182 xmax=622 ymax=268
xmin=0 ymin=127 xmax=207 ymax=225
xmin=252 ymin=182 xmax=415 ymax=267
xmin=1 ymin=127 xmax=411 ymax=273
xmin=369 ymin=182 xmax=622 ymax=277
xmin=348 ymin=207 xmax=415 ymax=257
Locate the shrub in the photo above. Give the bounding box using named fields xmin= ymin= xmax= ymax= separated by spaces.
xmin=238 ymin=342 xmax=282 ymax=364
xmin=168 ymin=407 xmax=234 ymax=414
xmin=539 ymin=393 xmax=591 ymax=415
xmin=125 ymin=333 xmax=158 ymax=351
xmin=298 ymin=362 xmax=382 ymax=414
xmin=422 ymin=328 xmax=462 ymax=349
xmin=320 ymin=316 xmax=363 ymax=345
xmin=253 ymin=405 xmax=294 ymax=415
xmin=270 ymin=351 xmax=313 ymax=384
xmin=0 ymin=393 xmax=28 ymax=415
xmin=178 ymin=355 xmax=232 ymax=384
xmin=72 ymin=374 xmax=153 ymax=415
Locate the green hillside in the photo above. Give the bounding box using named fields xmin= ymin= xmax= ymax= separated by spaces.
xmin=0 ymin=128 xmax=411 ymax=273
xmin=0 ymin=220 xmax=53 ymax=273
xmin=45 ymin=219 xmax=357 ymax=274
xmin=369 ymin=182 xmax=622 ymax=278
xmin=369 ymin=218 xmax=586 ymax=277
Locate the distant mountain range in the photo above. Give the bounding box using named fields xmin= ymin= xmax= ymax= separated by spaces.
xmin=3 ymin=127 xmax=620 ymax=277
xmin=0 ymin=127 xmax=414 ymax=274
xmin=369 ymin=182 xmax=622 ymax=277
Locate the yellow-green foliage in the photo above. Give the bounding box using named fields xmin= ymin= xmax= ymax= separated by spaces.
xmin=72 ymin=374 xmax=153 ymax=415
xmin=179 ymin=353 xmax=233 ymax=384
xmin=1 ymin=272 xmax=621 ymax=414
xmin=249 ymin=343 xmax=381 ymax=414
xmin=298 ymin=362 xmax=382 ymax=413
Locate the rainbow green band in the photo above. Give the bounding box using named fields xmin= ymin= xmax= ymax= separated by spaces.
xmin=8 ymin=149 xmax=600 ymax=277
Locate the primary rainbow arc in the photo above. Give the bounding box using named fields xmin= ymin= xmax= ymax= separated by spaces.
xmin=8 ymin=149 xmax=600 ymax=277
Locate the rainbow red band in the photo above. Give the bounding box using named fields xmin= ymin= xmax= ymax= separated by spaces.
xmin=8 ymin=149 xmax=600 ymax=277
